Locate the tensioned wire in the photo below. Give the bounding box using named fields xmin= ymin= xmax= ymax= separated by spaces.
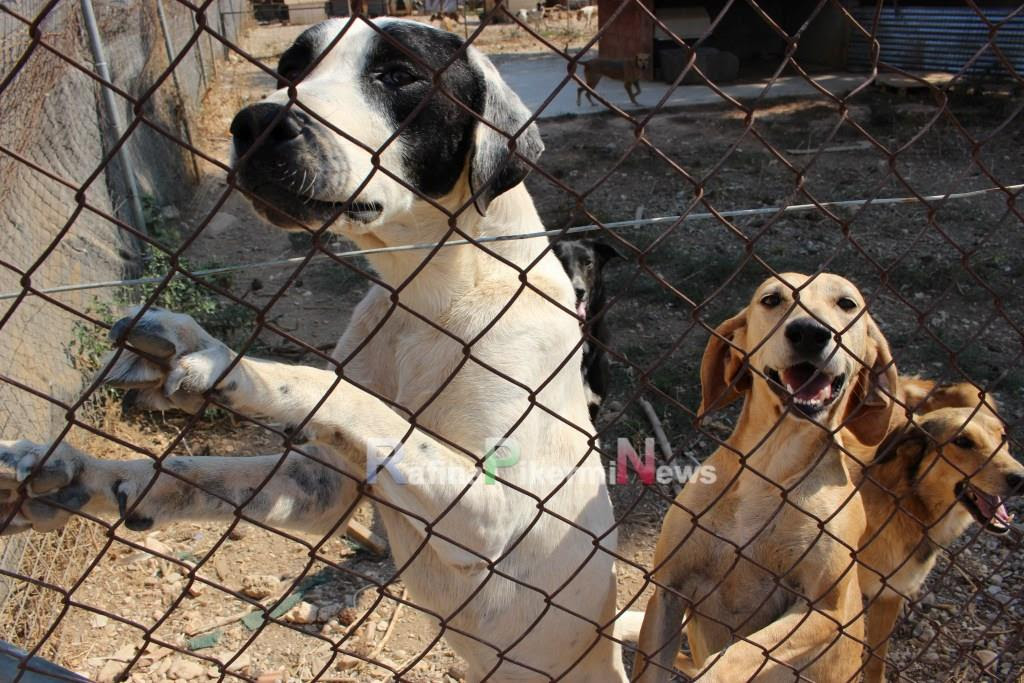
xmin=0 ymin=182 xmax=1019 ymax=301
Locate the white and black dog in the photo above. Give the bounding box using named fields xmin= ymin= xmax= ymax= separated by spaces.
xmin=0 ymin=19 xmax=641 ymax=682
xmin=552 ymin=239 xmax=622 ymax=420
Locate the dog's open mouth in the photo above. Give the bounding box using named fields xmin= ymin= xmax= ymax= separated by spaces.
xmin=765 ymin=363 xmax=845 ymax=417
xmin=955 ymin=482 xmax=1015 ymax=535
xmin=244 ymin=180 xmax=384 ymax=229
xmin=575 ymin=297 xmax=587 ymax=322
xmin=260 ymin=197 xmax=384 ymax=228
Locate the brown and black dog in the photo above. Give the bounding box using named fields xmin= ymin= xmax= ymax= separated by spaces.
xmin=577 ymin=54 xmax=650 ymax=106
xmin=856 ymin=379 xmax=1024 ymax=683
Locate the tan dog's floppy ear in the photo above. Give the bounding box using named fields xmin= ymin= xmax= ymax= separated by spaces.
xmin=871 ymin=422 xmax=929 ymax=478
xmin=843 ymin=316 xmax=900 ymax=446
xmin=698 ymin=309 xmax=750 ymax=420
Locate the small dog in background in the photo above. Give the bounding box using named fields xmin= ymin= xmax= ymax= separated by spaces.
xmin=577 ymin=54 xmax=650 ymax=106
xmin=552 ymin=238 xmax=622 ymax=420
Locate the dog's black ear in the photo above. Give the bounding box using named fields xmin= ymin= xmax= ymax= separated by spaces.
xmin=468 ymin=51 xmax=544 ymax=215
xmin=593 ymin=241 xmax=624 ymax=267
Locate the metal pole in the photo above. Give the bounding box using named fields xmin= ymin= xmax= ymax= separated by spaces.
xmin=79 ymin=0 xmax=148 ymax=237
xmin=190 ymin=9 xmax=209 ymax=90
xmin=155 ymin=0 xmax=202 ymax=180
xmin=219 ymin=2 xmax=229 ymax=59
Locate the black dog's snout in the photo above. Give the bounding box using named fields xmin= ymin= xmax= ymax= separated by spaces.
xmin=785 ymin=319 xmax=831 ymax=356
xmin=230 ymin=103 xmax=303 ymax=155
xmin=1007 ymin=472 xmax=1024 ymax=494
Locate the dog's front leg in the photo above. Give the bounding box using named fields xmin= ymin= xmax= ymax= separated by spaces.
xmin=633 ymin=586 xmax=689 ymax=682
xmin=102 ymin=310 xmax=502 ymax=564
xmin=862 ymin=594 xmax=903 ymax=683
xmin=0 ymin=439 xmax=358 ymax=535
xmin=688 ymin=588 xmax=864 ymax=683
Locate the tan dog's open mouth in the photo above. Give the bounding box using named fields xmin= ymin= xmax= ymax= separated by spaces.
xmin=765 ymin=363 xmax=846 ymax=417
xmin=955 ymin=482 xmax=1015 ymax=534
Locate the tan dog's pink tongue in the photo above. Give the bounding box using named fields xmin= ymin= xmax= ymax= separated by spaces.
xmin=782 ymin=366 xmax=831 ymax=401
xmin=996 ymin=504 xmax=1014 ymax=525
xmin=974 ymin=490 xmax=1013 ymax=524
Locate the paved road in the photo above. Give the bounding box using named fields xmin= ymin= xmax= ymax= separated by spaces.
xmin=491 ymin=52 xmax=869 ymax=119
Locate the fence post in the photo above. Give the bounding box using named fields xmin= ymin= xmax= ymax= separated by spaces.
xmin=155 ymin=0 xmax=202 ymax=180
xmin=219 ymin=0 xmax=229 ymax=60
xmin=190 ymin=9 xmax=209 ymax=91
xmin=79 ymin=0 xmax=148 ymax=238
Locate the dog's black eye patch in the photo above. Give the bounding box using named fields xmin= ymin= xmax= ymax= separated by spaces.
xmin=362 ymin=22 xmax=483 ymax=199
xmin=377 ymin=64 xmax=420 ymax=89
xmin=277 ymin=42 xmax=315 ymax=89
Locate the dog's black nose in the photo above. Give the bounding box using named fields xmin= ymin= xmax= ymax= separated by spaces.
xmin=1007 ymin=472 xmax=1024 ymax=494
xmin=785 ymin=319 xmax=831 ymax=356
xmin=230 ymin=103 xmax=303 ymax=155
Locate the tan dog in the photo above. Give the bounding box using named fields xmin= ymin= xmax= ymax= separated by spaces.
xmin=634 ymin=272 xmax=899 ymax=682
xmin=856 ymin=381 xmax=1024 ymax=683
xmin=577 ymin=54 xmax=650 ymax=106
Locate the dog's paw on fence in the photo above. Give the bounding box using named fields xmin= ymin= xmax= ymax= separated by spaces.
xmin=105 ymin=308 xmax=238 ymax=414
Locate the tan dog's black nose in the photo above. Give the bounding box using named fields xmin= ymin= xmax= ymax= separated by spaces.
xmin=231 ymin=103 xmax=303 ymax=157
xmin=1007 ymin=472 xmax=1024 ymax=494
xmin=785 ymin=319 xmax=831 ymax=356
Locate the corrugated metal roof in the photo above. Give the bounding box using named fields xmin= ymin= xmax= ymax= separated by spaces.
xmin=848 ymin=6 xmax=1024 ymax=80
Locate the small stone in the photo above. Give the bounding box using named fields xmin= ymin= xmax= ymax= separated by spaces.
xmin=337 ymin=607 xmax=360 ymax=625
xmin=144 ymin=535 xmax=173 ymax=556
xmin=913 ymin=622 xmax=935 ymax=641
xmin=162 ymin=580 xmax=184 ymax=600
xmin=153 ymin=656 xmax=174 ymax=677
xmin=255 ymin=673 xmax=285 ymax=683
xmin=167 ymin=657 xmax=206 ymax=680
xmin=90 ymin=613 xmax=109 ymax=628
xmin=241 ymin=574 xmax=281 ymax=599
xmin=317 ymin=602 xmax=342 ymax=622
xmin=283 ymin=601 xmax=318 ymax=624
xmin=227 ymin=653 xmax=251 ymax=673
xmin=97 ymin=660 xmax=123 ymax=683
xmin=975 ymin=649 xmax=998 ymax=668
xmin=112 ymin=645 xmax=136 ymax=662
xmin=376 ymin=619 xmax=388 ymax=631
xmin=335 ymin=653 xmax=360 ymax=670
xmin=227 ymin=525 xmax=248 ymax=540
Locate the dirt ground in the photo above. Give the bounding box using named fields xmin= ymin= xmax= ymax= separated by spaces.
xmin=14 ymin=18 xmax=1024 ymax=683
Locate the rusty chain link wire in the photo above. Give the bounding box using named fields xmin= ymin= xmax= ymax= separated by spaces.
xmin=1 ymin=0 xmax=1024 ymax=681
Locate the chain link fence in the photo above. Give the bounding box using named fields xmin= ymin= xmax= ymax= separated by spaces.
xmin=1 ymin=0 xmax=1023 ymax=681
xmin=0 ymin=0 xmax=250 ymax=663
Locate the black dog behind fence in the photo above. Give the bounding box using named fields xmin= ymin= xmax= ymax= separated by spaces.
xmin=1 ymin=0 xmax=1023 ymax=681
